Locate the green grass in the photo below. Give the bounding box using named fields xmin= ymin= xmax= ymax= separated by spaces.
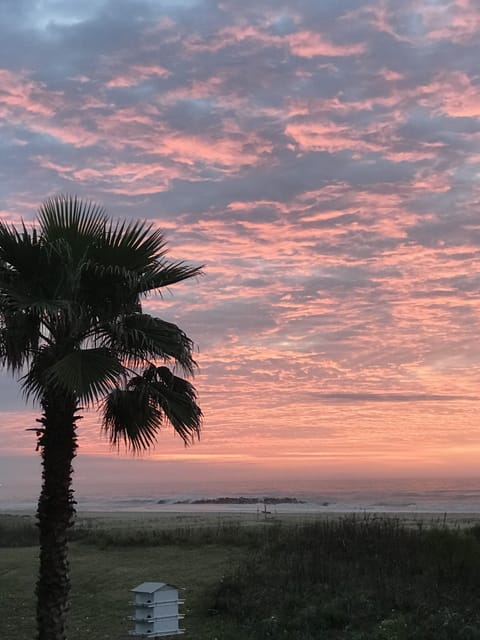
xmin=0 ymin=530 xmax=245 ymax=639
xmin=1 ymin=514 xmax=480 ymax=639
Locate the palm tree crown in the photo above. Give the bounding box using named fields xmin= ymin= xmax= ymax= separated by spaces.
xmin=0 ymin=195 xmax=203 ymax=449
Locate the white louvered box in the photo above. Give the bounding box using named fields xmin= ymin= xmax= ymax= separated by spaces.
xmin=130 ymin=582 xmax=184 ymax=637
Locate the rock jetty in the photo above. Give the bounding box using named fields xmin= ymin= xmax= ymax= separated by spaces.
xmin=169 ymin=496 xmax=305 ymax=505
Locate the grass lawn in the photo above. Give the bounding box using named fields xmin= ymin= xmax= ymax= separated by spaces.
xmin=1 ymin=538 xmax=246 ymax=639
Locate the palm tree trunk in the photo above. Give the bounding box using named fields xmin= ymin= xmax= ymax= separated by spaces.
xmin=36 ymin=391 xmax=80 ymax=640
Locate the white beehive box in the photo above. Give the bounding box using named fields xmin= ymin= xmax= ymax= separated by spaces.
xmin=130 ymin=582 xmax=184 ymax=637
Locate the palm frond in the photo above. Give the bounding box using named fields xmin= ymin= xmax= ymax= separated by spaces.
xmin=146 ymin=366 xmax=202 ymax=443
xmin=102 ymin=365 xmax=201 ymax=451
xmin=102 ymin=387 xmax=163 ymax=452
xmin=79 ymin=258 xmax=138 ymax=308
xmin=20 ymin=345 xmax=57 ymax=402
xmin=43 ymin=348 xmax=126 ymax=405
xmin=38 ymin=195 xmax=107 ymax=242
xmin=90 ymin=219 xmax=167 ymax=275
xmin=0 ymin=309 xmax=40 ymax=372
xmin=106 ymin=218 xmax=167 ymax=262
xmin=137 ymin=261 xmax=203 ymax=294
xmin=0 ymin=289 xmax=71 ymax=315
xmin=96 ymin=314 xmax=197 ymax=373
xmin=0 ymin=222 xmax=82 ymax=306
xmin=0 ymin=221 xmax=43 ymax=282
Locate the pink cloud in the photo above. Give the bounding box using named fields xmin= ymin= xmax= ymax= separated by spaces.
xmin=286 ymin=31 xmax=367 ymax=58
xmin=0 ymin=68 xmax=63 ymax=116
xmin=184 ymin=23 xmax=365 ymax=59
xmin=36 ymin=155 xmax=184 ymax=195
xmin=285 ymin=70 xmax=478 ymax=130
xmin=413 ymin=168 xmax=453 ymax=193
xmin=424 ymin=72 xmax=480 ymax=117
xmin=159 ymin=77 xmax=224 ymax=103
xmin=285 ymin=120 xmax=380 ymax=153
xmin=154 ymin=131 xmax=273 ymax=168
xmin=418 ymin=0 xmax=480 ymax=43
xmin=341 ymin=3 xmax=415 ymax=44
xmin=106 ymin=64 xmax=171 ymax=88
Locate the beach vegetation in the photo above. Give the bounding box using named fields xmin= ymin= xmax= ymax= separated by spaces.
xmin=213 ymin=516 xmax=480 ymax=639
xmin=1 ymin=514 xmax=480 ymax=639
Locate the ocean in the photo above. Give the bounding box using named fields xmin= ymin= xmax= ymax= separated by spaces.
xmin=2 ymin=477 xmax=480 ymax=514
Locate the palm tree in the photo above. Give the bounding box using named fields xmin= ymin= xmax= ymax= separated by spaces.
xmin=0 ymin=196 xmax=203 ymax=640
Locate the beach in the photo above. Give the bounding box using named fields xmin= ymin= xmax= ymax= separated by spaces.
xmin=72 ymin=508 xmax=480 ymax=532
xmin=5 ymin=506 xmax=480 ymax=530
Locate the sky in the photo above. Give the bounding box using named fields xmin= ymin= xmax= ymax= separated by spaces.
xmin=1 ymin=0 xmax=480 ymax=496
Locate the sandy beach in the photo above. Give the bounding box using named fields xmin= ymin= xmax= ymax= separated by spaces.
xmin=70 ymin=509 xmax=480 ymax=530
xmin=4 ymin=507 xmax=480 ymax=529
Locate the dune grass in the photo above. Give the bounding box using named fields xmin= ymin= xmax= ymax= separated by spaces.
xmin=214 ymin=516 xmax=480 ymax=639
xmin=1 ymin=513 xmax=480 ymax=639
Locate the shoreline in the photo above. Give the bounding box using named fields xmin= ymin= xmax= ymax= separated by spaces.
xmin=3 ymin=509 xmax=480 ymax=529
xmin=76 ymin=509 xmax=480 ymax=528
